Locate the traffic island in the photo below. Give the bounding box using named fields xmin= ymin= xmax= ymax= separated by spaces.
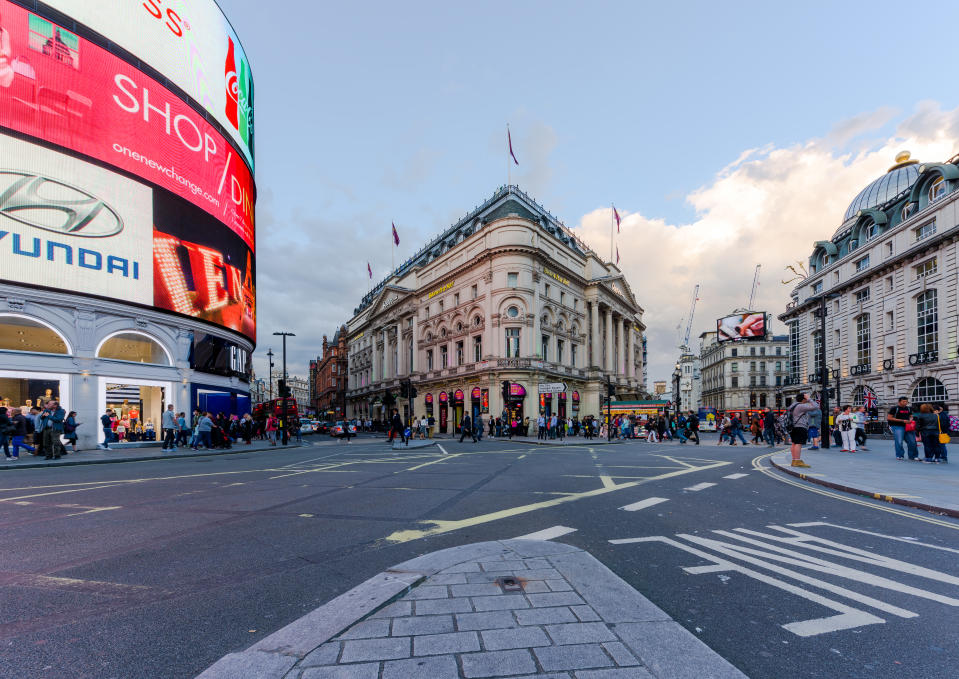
xmin=196 ymin=539 xmax=746 ymax=679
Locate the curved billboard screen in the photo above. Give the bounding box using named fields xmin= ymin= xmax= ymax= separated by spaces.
xmin=0 ymin=130 xmax=256 ymax=341
xmin=44 ymin=0 xmax=254 ymax=171
xmin=0 ymin=1 xmax=255 ymax=251
xmin=716 ymin=312 xmax=766 ymax=342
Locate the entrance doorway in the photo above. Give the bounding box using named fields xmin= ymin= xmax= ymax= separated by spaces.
xmin=452 ymin=389 xmax=464 ymax=433
xmin=439 ymin=392 xmax=448 ymax=433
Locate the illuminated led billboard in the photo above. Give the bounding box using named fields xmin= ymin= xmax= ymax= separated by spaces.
xmin=716 ymin=312 xmax=766 ymax=342
xmin=0 ymin=1 xmax=255 ymax=251
xmin=45 ymin=0 xmax=255 ymax=170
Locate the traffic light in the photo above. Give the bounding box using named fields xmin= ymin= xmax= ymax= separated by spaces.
xmin=607 ymin=378 xmax=616 ymax=399
xmin=277 ymin=379 xmax=291 ymax=399
xmin=409 ymin=383 xmax=418 ymax=399
xmin=501 ymin=380 xmax=510 ymax=402
xmin=400 ymin=382 xmax=409 ymax=399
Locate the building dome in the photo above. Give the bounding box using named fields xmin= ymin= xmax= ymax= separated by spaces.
xmin=843 ymin=151 xmax=919 ymax=222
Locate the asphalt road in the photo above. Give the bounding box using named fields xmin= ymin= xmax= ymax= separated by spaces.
xmin=1 ymin=434 xmax=957 ymax=679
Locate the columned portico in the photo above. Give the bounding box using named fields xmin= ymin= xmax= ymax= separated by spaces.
xmin=604 ymin=308 xmax=613 ymax=372
xmin=590 ymin=301 xmax=600 ymax=368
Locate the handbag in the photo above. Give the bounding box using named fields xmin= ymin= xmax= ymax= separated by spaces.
xmin=937 ymin=415 xmax=950 ymax=444
xmin=905 ymin=420 xmax=916 ymax=432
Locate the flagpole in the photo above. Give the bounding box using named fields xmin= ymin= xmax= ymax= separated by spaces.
xmin=507 ymin=124 xmax=511 ymax=192
xmin=610 ymin=203 xmax=614 ymax=264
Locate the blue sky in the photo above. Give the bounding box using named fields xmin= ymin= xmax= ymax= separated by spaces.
xmin=220 ymin=0 xmax=959 ymax=384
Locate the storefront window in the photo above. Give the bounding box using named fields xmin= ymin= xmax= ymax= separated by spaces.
xmin=0 ymin=376 xmax=60 ymax=411
xmin=98 ymin=332 xmax=170 ymax=365
xmin=0 ymin=315 xmax=69 ymax=354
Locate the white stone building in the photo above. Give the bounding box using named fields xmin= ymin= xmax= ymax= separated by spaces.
xmin=699 ymin=329 xmax=790 ymax=413
xmin=675 ymin=351 xmax=702 ymax=412
xmin=780 ymin=152 xmax=959 ymax=412
xmin=344 ymin=186 xmax=646 ymax=432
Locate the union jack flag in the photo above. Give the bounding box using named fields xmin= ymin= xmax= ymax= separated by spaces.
xmin=863 ymin=388 xmax=877 ymax=409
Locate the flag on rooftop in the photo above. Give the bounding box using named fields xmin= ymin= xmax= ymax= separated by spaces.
xmin=392 ymin=222 xmax=400 ymax=246
xmin=613 ymin=205 xmax=621 ymax=233
xmin=508 ymin=127 xmax=518 ymax=165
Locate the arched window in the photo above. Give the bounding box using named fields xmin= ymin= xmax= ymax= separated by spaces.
xmin=0 ymin=314 xmax=70 ymax=355
xmin=916 ymin=290 xmax=938 ymax=354
xmin=912 ymin=377 xmax=947 ymax=404
xmin=928 ymin=176 xmax=946 ymax=203
xmin=96 ymin=332 xmax=171 ymax=365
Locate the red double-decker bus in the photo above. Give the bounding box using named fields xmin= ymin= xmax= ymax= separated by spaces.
xmin=253 ymin=397 xmax=299 ymax=422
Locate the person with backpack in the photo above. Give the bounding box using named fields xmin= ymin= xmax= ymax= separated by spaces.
xmin=686 ymin=410 xmax=700 ymax=445
xmin=63 ymin=411 xmax=79 ymax=453
xmin=11 ymin=407 xmax=35 ymax=459
xmin=782 ymin=393 xmax=819 ymax=467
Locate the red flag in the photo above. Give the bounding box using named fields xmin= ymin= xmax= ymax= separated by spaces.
xmin=367 ymin=262 xmax=372 ymax=279
xmin=508 ymin=128 xmax=518 ymax=165
xmin=613 ymin=205 xmax=621 ymax=233
xmin=392 ymin=222 xmax=400 ymax=246
xmin=616 ymin=246 xmax=620 ymax=265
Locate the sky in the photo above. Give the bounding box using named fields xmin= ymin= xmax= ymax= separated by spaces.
xmin=219 ymin=0 xmax=959 ymax=385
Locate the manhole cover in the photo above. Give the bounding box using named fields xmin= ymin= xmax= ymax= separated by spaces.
xmin=494 ymin=576 xmax=525 ymax=592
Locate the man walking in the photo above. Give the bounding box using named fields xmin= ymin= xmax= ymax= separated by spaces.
xmin=161 ymin=404 xmax=178 ymax=451
xmin=686 ymin=410 xmax=700 ymax=445
xmin=99 ymin=408 xmax=114 ymax=450
xmin=786 ymin=393 xmax=819 ymax=467
xmin=389 ymin=409 xmax=406 ymax=446
xmin=854 ymin=406 xmax=869 ymax=450
xmin=887 ymin=396 xmax=918 ymax=460
xmin=459 ymin=413 xmax=476 ymax=443
xmin=763 ymin=407 xmax=777 ymax=446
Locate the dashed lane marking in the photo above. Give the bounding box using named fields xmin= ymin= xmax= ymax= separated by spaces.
xmin=723 ymin=473 xmax=749 ymax=480
xmin=513 ymin=525 xmax=578 ymax=541
xmin=684 ymin=482 xmax=717 ymax=492
xmin=620 ymin=497 xmax=669 ymax=512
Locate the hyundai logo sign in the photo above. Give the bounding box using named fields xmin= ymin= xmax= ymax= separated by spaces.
xmin=0 ymin=171 xmax=123 ymax=237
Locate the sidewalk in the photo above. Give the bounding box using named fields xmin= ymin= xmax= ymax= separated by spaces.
xmin=769 ymin=438 xmax=959 ymax=517
xmin=0 ymin=438 xmax=309 ymax=471
xmin=197 ymin=540 xmax=745 ymax=679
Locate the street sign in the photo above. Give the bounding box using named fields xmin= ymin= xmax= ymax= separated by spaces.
xmin=538 ymin=382 xmax=567 ymax=394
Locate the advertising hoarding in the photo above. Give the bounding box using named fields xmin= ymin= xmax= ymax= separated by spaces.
xmin=45 ymin=0 xmax=255 ymax=170
xmin=0 ymin=1 xmax=255 ymax=251
xmin=0 ymin=132 xmax=153 ymax=304
xmin=716 ymin=312 xmax=766 ymax=342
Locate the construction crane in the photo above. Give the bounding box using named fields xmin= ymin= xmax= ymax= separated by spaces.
xmin=747 ymin=264 xmax=761 ymax=310
xmin=679 ymin=284 xmax=700 ymax=353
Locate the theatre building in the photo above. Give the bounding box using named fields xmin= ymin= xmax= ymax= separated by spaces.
xmin=780 ymin=151 xmax=959 ymax=412
xmin=345 ymin=186 xmax=646 ymax=432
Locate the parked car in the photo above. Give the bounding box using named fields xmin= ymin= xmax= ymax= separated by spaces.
xmin=315 ymin=421 xmax=331 ymax=434
xmin=331 ymin=421 xmax=358 ymax=437
xmin=299 ymin=422 xmax=314 ymax=435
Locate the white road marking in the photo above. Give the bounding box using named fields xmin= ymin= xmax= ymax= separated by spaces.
xmin=684 ymin=482 xmax=717 ymax=492
xmin=787 ymin=522 xmax=959 ymax=556
xmin=437 ymin=444 xmax=449 ymax=456
xmin=723 ymin=473 xmax=749 ymax=479
xmin=620 ymin=497 xmax=669 ymax=512
xmin=513 ymin=525 xmax=578 ymax=541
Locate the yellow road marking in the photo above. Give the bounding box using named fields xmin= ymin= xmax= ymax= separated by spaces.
xmin=752 ymin=452 xmax=959 ymax=531
xmin=384 ymin=460 xmax=731 ymax=543
xmin=401 ymin=453 xmax=465 ymax=472
xmin=656 ymin=455 xmax=697 ymax=470
xmin=600 ymin=475 xmax=617 ymax=489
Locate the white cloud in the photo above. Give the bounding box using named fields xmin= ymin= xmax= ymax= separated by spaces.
xmin=572 ymin=102 xmax=959 ymax=386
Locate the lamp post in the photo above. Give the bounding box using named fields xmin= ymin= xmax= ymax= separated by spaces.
xmin=273 ymin=332 xmax=295 ymax=445
xmin=816 ymin=293 xmax=841 ymax=449
xmin=267 ymin=348 xmax=274 ymax=402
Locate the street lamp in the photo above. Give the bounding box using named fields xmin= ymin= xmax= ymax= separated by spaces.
xmin=267 ymin=348 xmax=274 ymax=401
xmin=274 ymin=332 xmax=295 ymax=445
xmin=816 ymin=292 xmax=841 ymax=449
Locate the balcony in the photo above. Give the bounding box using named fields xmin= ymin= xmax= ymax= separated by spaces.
xmin=908 ymin=350 xmax=938 ymax=366
xmin=850 ymin=363 xmax=871 ymax=376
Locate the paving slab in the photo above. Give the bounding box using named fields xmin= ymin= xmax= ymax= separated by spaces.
xmin=195 ymin=539 xmax=748 ymax=679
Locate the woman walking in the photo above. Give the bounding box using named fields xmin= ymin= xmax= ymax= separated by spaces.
xmin=915 ymin=404 xmax=942 ymax=463
xmin=836 ymin=405 xmax=856 ymax=452
xmin=63 ymin=411 xmax=80 ymax=453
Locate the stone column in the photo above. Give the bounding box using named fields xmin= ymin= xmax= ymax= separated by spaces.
xmin=616 ymin=316 xmax=625 ymax=376
xmin=410 ymin=314 xmax=418 ymax=372
xmin=382 ymin=328 xmax=389 ymax=379
xmin=396 ymin=322 xmax=403 ymax=376
xmin=627 ymin=321 xmax=635 ymax=378
xmin=605 ymin=308 xmax=613 ymax=372
xmin=531 ymin=275 xmax=540 ymax=358
xmin=591 ymin=302 xmax=600 ymax=368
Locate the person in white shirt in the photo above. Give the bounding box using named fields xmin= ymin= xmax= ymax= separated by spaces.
xmin=836 ymin=405 xmax=856 ymax=452
xmin=854 ymin=406 xmax=869 ymax=450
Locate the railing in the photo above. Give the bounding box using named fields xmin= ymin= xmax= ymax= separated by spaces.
xmin=909 ymin=350 xmax=938 ymax=366
xmin=850 ymin=363 xmax=871 ymax=376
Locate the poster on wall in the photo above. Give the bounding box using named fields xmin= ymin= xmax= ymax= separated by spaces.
xmin=45 ymin=0 xmax=255 ymax=170
xmin=0 ymin=131 xmax=153 ymax=303
xmin=153 ymin=191 xmax=255 ymax=340
xmin=0 ymin=1 xmax=255 ymax=250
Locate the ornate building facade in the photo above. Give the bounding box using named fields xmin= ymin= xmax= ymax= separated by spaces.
xmin=699 ymin=329 xmax=789 ymax=413
xmin=780 ymin=151 xmax=959 ymax=411
xmin=310 ymin=326 xmax=348 ymax=418
xmin=344 ymin=186 xmax=646 ymax=432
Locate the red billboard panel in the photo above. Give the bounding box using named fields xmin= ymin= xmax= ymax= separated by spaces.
xmin=0 ymin=2 xmax=255 ymax=250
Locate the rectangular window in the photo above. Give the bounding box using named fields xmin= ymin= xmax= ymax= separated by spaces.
xmin=776 ymin=375 xmax=782 ymax=386
xmin=731 ymin=348 xmax=738 ymax=357
xmin=425 ymin=307 xmax=430 ymax=319
xmin=760 ymin=347 xmax=766 ymax=356
xmin=759 ymin=361 xmax=766 ymax=372
xmin=813 ymin=281 xmax=823 ymax=294
xmin=557 ymin=339 xmax=564 ymax=364
xmin=833 ymin=271 xmax=840 ymax=284
xmin=455 ymin=341 xmax=464 ymax=366
xmin=776 ymin=346 xmax=782 ymax=356
xmin=507 ymin=272 xmax=518 ymax=288
xmin=573 ymin=299 xmax=578 ymax=310
xmin=571 ymin=344 xmax=578 ymax=366
xmin=426 ymin=349 xmax=433 ymax=371
xmin=917 ymin=289 xmax=938 ymax=354
xmin=505 ymin=328 xmax=520 ymax=358
xmin=750 ymin=361 xmax=757 ymax=371
xmin=915 ymin=258 xmax=938 ymax=279
xmin=915 ymin=220 xmax=936 ymax=241
xmin=454 ymin=293 xmax=460 ymax=307
xmin=473 ymin=336 xmax=482 ymax=362
xmin=812 ymin=331 xmax=823 ymax=376
xmin=886 ymin=310 xmax=894 ymax=331
xmin=544 ymin=284 xmax=550 ymax=299
xmin=886 ymin=242 xmax=894 ymax=257
xmin=559 ymin=291 xmax=565 ymax=305
xmin=441 ymin=345 xmax=448 ymax=368
xmin=885 ymin=276 xmax=893 ymax=292
xmin=775 ymin=361 xmax=782 ymax=372
xmin=856 ymin=314 xmax=870 ymax=366
xmin=731 ymin=362 xmax=738 ymax=372
xmin=731 ymin=376 xmax=739 ymax=387
xmin=750 ymin=375 xmax=756 ymax=386
xmin=855 ymin=255 xmax=870 ymax=272
xmin=541 ymin=334 xmax=549 ymax=361
xmin=854 ymin=288 xmax=870 ymax=303
xmin=750 ymin=347 xmax=756 ymax=356
xmin=760 ymin=375 xmax=767 ymax=386
xmin=471 ymin=284 xmax=478 ymax=299
xmin=439 ymin=300 xmax=444 ymax=312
